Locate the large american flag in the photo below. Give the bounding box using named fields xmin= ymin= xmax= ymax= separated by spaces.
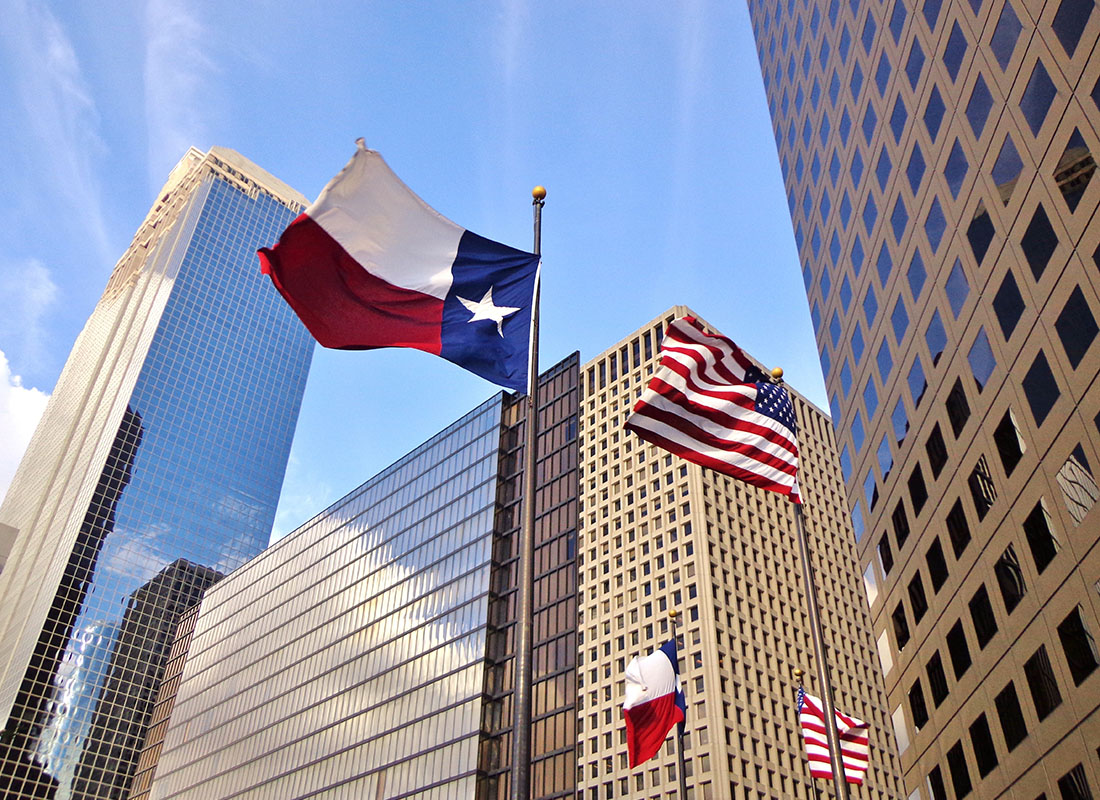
xmin=797 ymin=687 xmax=871 ymax=785
xmin=624 ymin=317 xmax=801 ymax=501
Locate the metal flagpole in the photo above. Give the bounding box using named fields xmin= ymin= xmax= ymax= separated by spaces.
xmin=771 ymin=368 xmax=851 ymax=800
xmin=511 ymin=185 xmax=545 ymax=800
xmin=668 ymin=611 xmax=689 ymax=800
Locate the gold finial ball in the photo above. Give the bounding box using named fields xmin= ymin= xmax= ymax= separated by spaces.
xmin=771 ymin=367 xmax=784 ymax=381
xmin=668 ymin=609 xmax=681 ymax=619
xmin=793 ymin=667 xmax=804 ymax=679
xmin=532 ymin=185 xmax=547 ymax=200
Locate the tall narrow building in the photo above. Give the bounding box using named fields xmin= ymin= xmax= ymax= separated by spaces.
xmin=575 ymin=307 xmax=903 ymax=799
xmin=748 ymin=0 xmax=1100 ymax=793
xmin=0 ymin=147 xmax=314 ymax=798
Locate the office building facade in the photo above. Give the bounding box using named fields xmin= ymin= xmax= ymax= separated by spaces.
xmin=140 ymin=357 xmax=579 ymax=800
xmin=748 ymin=0 xmax=1100 ymax=793
xmin=0 ymin=147 xmax=314 ymax=798
xmin=575 ymin=307 xmax=903 ymax=799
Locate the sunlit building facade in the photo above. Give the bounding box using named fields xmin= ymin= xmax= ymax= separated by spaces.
xmin=0 ymin=146 xmax=314 ymax=798
xmin=141 ymin=357 xmax=580 ymax=800
xmin=748 ymin=0 xmax=1100 ymax=793
xmin=574 ymin=307 xmax=904 ymax=799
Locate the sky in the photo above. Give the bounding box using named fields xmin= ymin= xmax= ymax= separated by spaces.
xmin=0 ymin=0 xmax=824 ymax=541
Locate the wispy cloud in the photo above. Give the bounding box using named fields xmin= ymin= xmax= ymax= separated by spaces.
xmin=0 ymin=0 xmax=111 ymax=263
xmin=143 ymin=0 xmax=216 ymax=185
xmin=0 ymin=349 xmax=50 ymax=503
xmin=270 ymin=452 xmax=332 ymax=543
xmin=0 ymin=258 xmax=59 ymax=371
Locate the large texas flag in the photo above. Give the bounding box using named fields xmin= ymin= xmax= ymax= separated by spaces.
xmin=623 ymin=639 xmax=687 ymax=767
xmin=258 ymin=140 xmax=540 ymax=392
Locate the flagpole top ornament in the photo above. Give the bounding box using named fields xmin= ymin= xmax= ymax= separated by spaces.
xmin=771 ymin=367 xmax=784 ymax=382
xmin=793 ymin=667 xmax=804 ymax=680
xmin=668 ymin=609 xmax=680 ymax=620
xmin=532 ymin=185 xmax=547 ymax=201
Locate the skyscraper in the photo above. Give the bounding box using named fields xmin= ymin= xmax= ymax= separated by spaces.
xmin=139 ymin=309 xmax=904 ymax=800
xmin=0 ymin=146 xmax=314 ymax=798
xmin=575 ymin=307 xmax=903 ymax=799
xmin=136 ymin=356 xmax=579 ymax=800
xmin=748 ymin=0 xmax=1100 ymax=793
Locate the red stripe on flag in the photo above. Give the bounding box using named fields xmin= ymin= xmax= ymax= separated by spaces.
xmin=259 ymin=214 xmax=443 ymax=354
xmin=624 ymin=692 xmax=685 ymax=768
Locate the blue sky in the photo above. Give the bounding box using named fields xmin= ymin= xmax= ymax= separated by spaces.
xmin=0 ymin=0 xmax=824 ymax=539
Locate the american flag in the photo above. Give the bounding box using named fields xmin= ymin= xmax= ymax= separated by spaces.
xmin=797 ymin=687 xmax=871 ymax=785
xmin=624 ymin=317 xmax=801 ymax=501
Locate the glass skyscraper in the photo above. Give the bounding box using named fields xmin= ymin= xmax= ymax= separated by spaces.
xmin=138 ymin=357 xmax=579 ymax=800
xmin=748 ymin=0 xmax=1100 ymax=794
xmin=0 ymin=146 xmax=314 ymax=798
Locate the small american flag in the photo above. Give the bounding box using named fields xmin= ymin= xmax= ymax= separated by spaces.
xmin=624 ymin=317 xmax=801 ymax=501
xmin=797 ymin=687 xmax=871 ymax=785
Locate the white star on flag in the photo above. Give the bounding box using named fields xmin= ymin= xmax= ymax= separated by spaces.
xmin=458 ymin=287 xmax=519 ymax=337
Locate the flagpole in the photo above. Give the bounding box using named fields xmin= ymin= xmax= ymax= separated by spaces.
xmin=774 ymin=368 xmax=851 ymax=800
xmin=511 ymin=185 xmax=545 ymax=800
xmin=668 ymin=611 xmax=689 ymax=800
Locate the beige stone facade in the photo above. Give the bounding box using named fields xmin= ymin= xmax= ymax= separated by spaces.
xmin=575 ymin=307 xmax=904 ymax=799
xmin=748 ymin=0 xmax=1100 ymax=792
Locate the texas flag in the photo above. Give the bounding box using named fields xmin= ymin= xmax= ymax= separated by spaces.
xmin=623 ymin=639 xmax=687 ymax=768
xmin=258 ymin=140 xmax=540 ymax=392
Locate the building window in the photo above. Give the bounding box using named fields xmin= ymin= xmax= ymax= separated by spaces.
xmin=892 ymin=704 xmax=911 ymax=753
xmin=994 ymin=681 xmax=1028 ymax=750
xmin=909 ymin=356 xmax=928 ymax=407
xmin=946 ymin=378 xmax=971 ymax=436
xmin=1055 ymin=444 xmax=1100 ymax=524
xmin=909 ymin=573 xmax=929 ymax=623
xmin=909 ymin=679 xmax=930 ymax=729
xmin=893 ymin=602 xmax=911 ymax=650
xmin=968 ymin=328 xmax=996 ymax=391
xmin=927 ymin=651 xmax=949 ymax=706
xmin=1024 ymin=645 xmax=1063 ymax=720
xmin=892 ymin=501 xmax=910 ymax=547
xmin=926 ymin=537 xmax=949 ymax=591
xmin=968 ymin=584 xmax=998 ymax=648
xmin=995 ymin=544 xmax=1027 ymax=613
xmin=946 ymin=499 xmax=971 ymax=557
xmin=969 ymin=713 xmax=999 ymax=777
xmin=991 ymin=2 xmax=1022 ymax=69
xmin=993 ymin=409 xmax=1025 ymax=476
xmin=926 ymin=423 xmax=948 ymax=477
xmin=993 ymin=271 xmax=1025 ymax=339
xmin=1023 ymin=500 xmax=1059 ymax=572
xmin=1021 ymin=202 xmax=1059 ymax=279
xmin=879 ymin=536 xmax=895 ymax=575
xmin=927 ymin=310 xmax=948 ymax=365
xmin=1057 ymin=764 xmax=1094 ymax=800
xmin=1023 ymin=351 xmax=1061 ymax=426
xmin=927 ymin=766 xmax=949 ymax=800
xmin=947 ymin=619 xmax=972 ymax=678
xmin=1056 ymin=606 xmax=1099 ymax=686
xmin=946 ymin=739 xmax=973 ymax=798
xmin=1055 ymin=287 xmax=1098 ymax=368
xmin=968 ymin=455 xmax=997 ymax=520
xmin=1020 ymin=60 xmax=1057 ymax=137
xmin=946 ymin=258 xmax=969 ymax=317
xmin=909 ymin=464 xmax=929 ymax=514
xmin=994 ymin=135 xmax=1024 ymax=203
xmin=1054 ymin=128 xmax=1095 ymax=210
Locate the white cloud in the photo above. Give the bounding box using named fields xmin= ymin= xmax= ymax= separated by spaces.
xmin=0 ymin=258 xmax=59 ymax=369
xmin=0 ymin=0 xmax=111 ymax=262
xmin=0 ymin=350 xmax=50 ymax=503
xmin=143 ymin=0 xmax=216 ymax=185
xmin=270 ymin=452 xmax=332 ymax=544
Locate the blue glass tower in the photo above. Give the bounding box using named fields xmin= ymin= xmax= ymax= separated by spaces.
xmin=0 ymin=147 xmax=314 ymax=798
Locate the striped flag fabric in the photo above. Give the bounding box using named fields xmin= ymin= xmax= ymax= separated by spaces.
xmin=797 ymin=687 xmax=871 ymax=785
xmin=624 ymin=316 xmax=801 ymax=501
xmin=623 ymin=640 xmax=686 ymax=768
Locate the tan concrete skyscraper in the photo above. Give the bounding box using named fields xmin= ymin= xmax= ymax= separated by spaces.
xmin=748 ymin=0 xmax=1100 ymax=793
xmin=575 ymin=307 xmax=904 ymax=799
